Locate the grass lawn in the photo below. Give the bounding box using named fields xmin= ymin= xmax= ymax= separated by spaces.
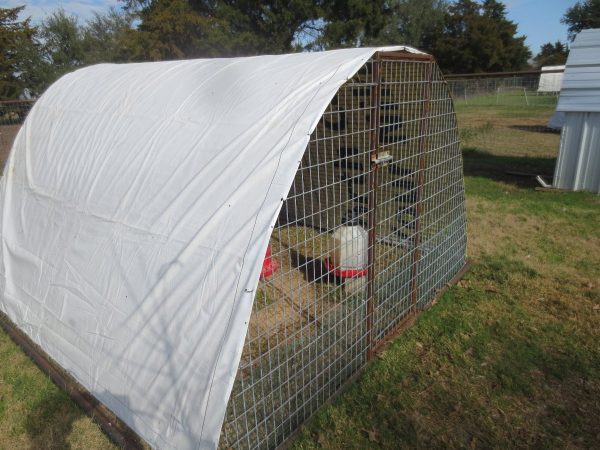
xmin=1 ymin=97 xmax=599 ymax=449
xmin=291 ymin=100 xmax=600 ymax=448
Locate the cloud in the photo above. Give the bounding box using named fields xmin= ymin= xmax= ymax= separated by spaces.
xmin=8 ymin=0 xmax=121 ymax=24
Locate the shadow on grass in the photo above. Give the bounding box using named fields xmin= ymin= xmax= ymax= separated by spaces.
xmin=25 ymin=388 xmax=82 ymax=449
xmin=21 ymin=376 xmax=140 ymax=449
xmin=508 ymin=124 xmax=560 ymax=134
xmin=462 ymin=147 xmax=556 ymax=188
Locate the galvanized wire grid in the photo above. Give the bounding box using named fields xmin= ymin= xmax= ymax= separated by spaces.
xmin=220 ymin=55 xmax=467 ymax=450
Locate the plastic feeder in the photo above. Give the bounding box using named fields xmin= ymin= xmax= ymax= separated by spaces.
xmin=325 ymin=226 xmax=369 ymax=278
xmin=260 ymin=245 xmax=279 ymax=279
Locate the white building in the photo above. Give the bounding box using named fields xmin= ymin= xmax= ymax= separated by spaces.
xmin=538 ymin=65 xmax=565 ymax=93
xmin=552 ymin=29 xmax=600 ymax=193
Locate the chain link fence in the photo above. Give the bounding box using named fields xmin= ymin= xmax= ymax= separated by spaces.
xmin=446 ymin=71 xmax=562 ymax=108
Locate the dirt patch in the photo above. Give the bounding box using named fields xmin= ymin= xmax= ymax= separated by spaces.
xmin=0 ymin=124 xmax=20 ymax=169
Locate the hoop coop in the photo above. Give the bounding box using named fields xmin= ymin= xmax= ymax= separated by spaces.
xmin=0 ymin=48 xmax=467 ymax=450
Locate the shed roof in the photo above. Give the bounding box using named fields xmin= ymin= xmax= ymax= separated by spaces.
xmin=556 ymin=28 xmax=600 ymax=112
xmin=0 ymin=46 xmax=422 ymax=449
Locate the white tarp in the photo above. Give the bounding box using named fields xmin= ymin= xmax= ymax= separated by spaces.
xmin=0 ymin=46 xmax=421 ymax=449
xmin=537 ymin=65 xmax=564 ymax=93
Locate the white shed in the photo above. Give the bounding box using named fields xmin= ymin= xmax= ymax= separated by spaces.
xmin=552 ymin=29 xmax=600 ymax=192
xmin=537 ymin=65 xmax=564 ymax=93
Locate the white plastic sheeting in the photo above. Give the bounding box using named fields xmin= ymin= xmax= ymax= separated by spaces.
xmin=0 ymin=46 xmax=422 ymax=449
xmin=537 ymin=65 xmax=564 ymax=93
xmin=552 ymin=29 xmax=600 ymax=192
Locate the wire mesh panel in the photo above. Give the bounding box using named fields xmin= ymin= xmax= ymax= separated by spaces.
xmin=220 ymin=52 xmax=467 ymax=450
xmin=415 ymin=64 xmax=467 ymax=310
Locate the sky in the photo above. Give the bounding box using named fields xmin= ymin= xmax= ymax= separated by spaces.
xmin=9 ymin=0 xmax=581 ymax=55
xmin=7 ymin=0 xmax=120 ymax=23
xmin=503 ymin=0 xmax=580 ymax=53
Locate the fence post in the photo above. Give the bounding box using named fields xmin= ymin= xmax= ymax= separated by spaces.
xmin=366 ymin=53 xmax=381 ymax=361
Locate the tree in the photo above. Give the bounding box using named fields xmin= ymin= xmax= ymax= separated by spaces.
xmin=39 ymin=9 xmax=86 ymax=78
xmin=314 ymin=0 xmax=390 ymax=49
xmin=0 ymin=6 xmax=46 ymax=99
xmin=375 ymin=0 xmax=448 ymax=49
xmin=533 ymin=41 xmax=569 ymax=68
xmin=218 ymin=0 xmax=323 ymax=53
xmin=428 ymin=0 xmax=531 ymax=73
xmin=118 ymin=0 xmax=452 ymax=57
xmin=562 ymin=0 xmax=600 ymax=41
xmin=121 ymin=0 xmax=225 ymax=60
xmin=2 ymin=5 xmax=138 ymax=99
xmin=14 ymin=6 xmax=137 ymax=95
xmin=119 ymin=0 xmax=323 ymax=60
xmin=82 ymin=8 xmax=135 ymax=64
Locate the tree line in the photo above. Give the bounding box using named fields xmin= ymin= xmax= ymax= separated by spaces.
xmin=1 ymin=0 xmax=597 ymax=100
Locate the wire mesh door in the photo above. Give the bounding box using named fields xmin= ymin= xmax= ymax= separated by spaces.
xmin=371 ymin=55 xmax=466 ymax=350
xmin=219 ymin=52 xmax=466 ymax=450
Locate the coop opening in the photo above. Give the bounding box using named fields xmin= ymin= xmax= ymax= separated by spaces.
xmin=220 ymin=52 xmax=467 ymax=450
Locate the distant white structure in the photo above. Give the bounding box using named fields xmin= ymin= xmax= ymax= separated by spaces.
xmin=537 ymin=65 xmax=565 ymax=93
xmin=540 ymin=65 xmax=565 ymax=129
xmin=552 ymin=29 xmax=600 ymax=193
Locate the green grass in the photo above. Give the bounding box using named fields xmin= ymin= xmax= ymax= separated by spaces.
xmin=1 ymin=97 xmax=599 ymax=449
xmin=453 ymin=91 xmax=558 ymax=112
xmin=0 ymin=325 xmax=118 ymax=450
xmin=290 ymin=101 xmax=600 ymax=448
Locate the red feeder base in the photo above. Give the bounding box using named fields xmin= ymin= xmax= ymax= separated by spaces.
xmin=260 ymin=245 xmax=279 ymax=279
xmin=324 ymin=258 xmax=368 ymax=278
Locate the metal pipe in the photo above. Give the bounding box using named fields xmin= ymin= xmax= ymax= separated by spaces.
xmin=445 ymin=69 xmax=564 ymax=79
xmin=366 ymin=53 xmax=381 ymax=361
xmin=0 ymin=99 xmax=37 ymax=105
xmin=379 ymin=51 xmax=435 ymax=61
